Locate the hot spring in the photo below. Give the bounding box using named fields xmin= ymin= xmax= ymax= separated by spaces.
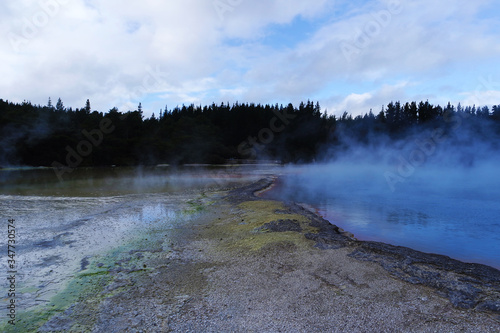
xmin=263 ymin=162 xmax=500 ymax=269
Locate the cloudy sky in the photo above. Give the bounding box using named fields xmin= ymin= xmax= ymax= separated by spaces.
xmin=1 ymin=0 xmax=500 ymax=117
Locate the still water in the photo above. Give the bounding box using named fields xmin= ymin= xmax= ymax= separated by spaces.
xmin=264 ymin=164 xmax=500 ymax=269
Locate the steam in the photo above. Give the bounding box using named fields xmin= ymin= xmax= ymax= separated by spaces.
xmin=0 ymin=165 xmax=273 ymax=197
xmin=266 ymin=115 xmax=500 ymax=267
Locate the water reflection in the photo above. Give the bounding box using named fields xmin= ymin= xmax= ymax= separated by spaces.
xmin=386 ymin=209 xmax=429 ymax=225
xmin=264 ymin=167 xmax=500 ymax=269
xmin=0 ymin=165 xmax=274 ymax=197
xmin=140 ymin=203 xmax=178 ymax=225
xmin=0 ymin=165 xmax=278 ymax=312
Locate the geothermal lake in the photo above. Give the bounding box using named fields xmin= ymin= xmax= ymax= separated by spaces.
xmin=0 ymin=165 xmax=276 ymax=312
xmin=264 ymin=163 xmax=500 ymax=269
xmin=2 ymin=162 xmax=499 ymax=314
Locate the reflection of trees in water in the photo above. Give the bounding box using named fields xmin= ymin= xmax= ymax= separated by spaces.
xmin=386 ymin=209 xmax=429 ymax=226
xmin=0 ymin=166 xmax=267 ymax=196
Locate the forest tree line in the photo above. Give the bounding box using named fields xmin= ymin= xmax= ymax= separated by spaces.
xmin=1 ymin=97 xmax=500 ymax=168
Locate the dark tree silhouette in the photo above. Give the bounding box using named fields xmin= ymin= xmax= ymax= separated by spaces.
xmin=55 ymin=98 xmax=64 ymax=113
xmin=0 ymin=98 xmax=499 ymax=168
xmin=85 ymin=99 xmax=91 ymax=114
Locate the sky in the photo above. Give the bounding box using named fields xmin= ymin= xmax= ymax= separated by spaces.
xmin=1 ymin=0 xmax=500 ymax=118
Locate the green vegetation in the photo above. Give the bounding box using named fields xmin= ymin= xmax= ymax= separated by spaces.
xmin=2 ymin=98 xmax=500 ymax=168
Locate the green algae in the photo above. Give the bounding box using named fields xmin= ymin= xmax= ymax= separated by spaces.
xmin=1 ymin=268 xmax=112 ymax=333
xmin=236 ymin=232 xmax=309 ymax=251
xmin=0 ymin=224 xmax=172 ymax=332
xmin=2 ymin=196 xmax=297 ymax=332
xmin=208 ymin=200 xmax=320 ymax=252
xmin=183 ymin=199 xmax=206 ymax=214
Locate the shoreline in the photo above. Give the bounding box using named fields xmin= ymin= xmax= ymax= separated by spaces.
xmin=5 ymin=177 xmax=500 ymax=331
xmin=297 ymin=201 xmax=500 ymax=270
xmin=253 ymin=177 xmax=500 ymax=309
xmin=259 ymin=174 xmax=500 ymax=271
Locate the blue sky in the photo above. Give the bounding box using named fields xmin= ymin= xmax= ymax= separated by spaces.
xmin=1 ymin=0 xmax=500 ymax=117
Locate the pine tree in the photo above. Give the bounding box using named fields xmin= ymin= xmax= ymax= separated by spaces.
xmin=385 ymin=102 xmax=396 ymax=124
xmin=314 ymin=101 xmax=321 ymax=116
xmin=445 ymin=102 xmax=455 ymax=113
xmin=479 ymin=106 xmax=490 ymax=118
xmin=85 ymin=99 xmax=91 ymax=113
xmin=492 ymin=105 xmax=500 ymax=121
xmin=55 ymin=98 xmax=64 ymax=112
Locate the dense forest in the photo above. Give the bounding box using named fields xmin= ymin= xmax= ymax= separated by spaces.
xmin=1 ymin=98 xmax=500 ymax=170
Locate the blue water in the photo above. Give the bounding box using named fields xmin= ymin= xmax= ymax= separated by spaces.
xmin=264 ymin=164 xmax=500 ymax=269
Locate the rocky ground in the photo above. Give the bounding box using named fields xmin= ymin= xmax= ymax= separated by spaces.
xmin=8 ymin=178 xmax=500 ymax=332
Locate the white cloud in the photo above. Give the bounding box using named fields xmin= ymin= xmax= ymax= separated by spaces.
xmin=0 ymin=0 xmax=499 ymax=116
xmin=332 ymin=92 xmax=374 ymax=115
xmin=325 ymin=81 xmax=411 ymax=117
xmin=217 ymin=0 xmax=330 ymax=38
xmin=461 ymin=90 xmax=500 ymax=107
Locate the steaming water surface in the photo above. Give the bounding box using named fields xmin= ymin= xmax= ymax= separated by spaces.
xmin=2 ymin=163 xmax=498 ymax=314
xmin=264 ymin=164 xmax=500 ymax=269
